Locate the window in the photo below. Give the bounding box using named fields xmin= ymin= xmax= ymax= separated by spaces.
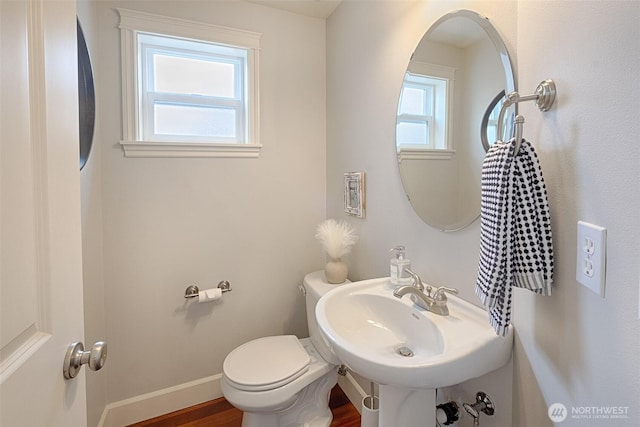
xmin=139 ymin=34 xmax=246 ymax=143
xmin=117 ymin=9 xmax=262 ymax=158
xmin=396 ymin=62 xmax=455 ymax=160
xmin=397 ymin=74 xmax=439 ymax=148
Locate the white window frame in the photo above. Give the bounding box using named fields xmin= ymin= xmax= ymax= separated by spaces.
xmin=397 ymin=62 xmax=456 ymax=161
xmin=139 ymin=34 xmax=246 ymax=143
xmin=397 ymin=78 xmax=437 ymax=149
xmin=486 ymin=96 xmax=502 ymax=144
xmin=117 ymin=8 xmax=262 ymax=158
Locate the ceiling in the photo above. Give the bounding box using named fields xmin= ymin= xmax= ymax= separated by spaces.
xmin=244 ymin=0 xmax=342 ymax=19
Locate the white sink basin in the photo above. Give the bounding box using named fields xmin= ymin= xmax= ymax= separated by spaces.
xmin=316 ymin=277 xmax=513 ymax=389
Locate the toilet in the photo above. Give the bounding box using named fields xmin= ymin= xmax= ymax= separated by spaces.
xmin=221 ymin=271 xmax=344 ymax=427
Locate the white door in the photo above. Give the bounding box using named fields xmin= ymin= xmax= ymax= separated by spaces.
xmin=1 ymin=0 xmax=88 ymax=426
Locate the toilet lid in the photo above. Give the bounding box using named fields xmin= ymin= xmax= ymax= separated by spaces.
xmin=223 ymin=335 xmax=311 ymax=391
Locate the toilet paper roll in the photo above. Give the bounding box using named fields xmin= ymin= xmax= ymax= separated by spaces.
xmin=198 ymin=288 xmax=222 ymax=303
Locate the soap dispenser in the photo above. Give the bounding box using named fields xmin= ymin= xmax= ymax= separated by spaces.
xmin=390 ymin=246 xmax=412 ymax=286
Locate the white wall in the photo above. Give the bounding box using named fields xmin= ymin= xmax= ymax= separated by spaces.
xmin=94 ymin=0 xmax=326 ymax=405
xmin=327 ymin=1 xmax=639 ymax=426
xmin=513 ymin=1 xmax=640 ymax=425
xmin=458 ymin=36 xmax=502 ymax=218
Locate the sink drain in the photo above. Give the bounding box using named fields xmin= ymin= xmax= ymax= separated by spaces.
xmin=396 ymin=346 xmax=414 ymax=357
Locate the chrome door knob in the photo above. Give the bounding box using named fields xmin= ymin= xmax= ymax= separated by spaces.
xmin=63 ymin=341 xmax=107 ymax=379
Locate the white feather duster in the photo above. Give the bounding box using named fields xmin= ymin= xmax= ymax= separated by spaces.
xmin=315 ymin=219 xmax=359 ymax=260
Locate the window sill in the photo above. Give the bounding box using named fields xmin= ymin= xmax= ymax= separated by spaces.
xmin=120 ymin=140 xmax=262 ymax=158
xmin=397 ymin=148 xmax=455 ymax=161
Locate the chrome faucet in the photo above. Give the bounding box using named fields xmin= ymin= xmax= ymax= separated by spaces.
xmin=393 ymin=268 xmax=459 ymax=316
xmin=403 ymin=268 xmax=430 ymax=293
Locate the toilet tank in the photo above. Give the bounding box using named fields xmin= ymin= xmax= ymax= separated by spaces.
xmin=303 ymin=271 xmax=347 ymax=365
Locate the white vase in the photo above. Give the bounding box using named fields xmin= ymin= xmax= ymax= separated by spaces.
xmin=324 ymin=259 xmax=348 ymax=284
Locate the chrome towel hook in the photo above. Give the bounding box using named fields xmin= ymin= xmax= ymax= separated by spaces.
xmin=496 ymin=79 xmax=557 ymax=154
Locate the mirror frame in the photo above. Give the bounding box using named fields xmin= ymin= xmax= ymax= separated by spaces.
xmin=77 ymin=18 xmax=95 ymax=171
xmin=397 ymin=9 xmax=516 ymax=232
xmin=481 ymin=90 xmax=506 ymax=152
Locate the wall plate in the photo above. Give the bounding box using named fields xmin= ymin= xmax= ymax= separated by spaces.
xmin=576 ymin=221 xmax=606 ymax=297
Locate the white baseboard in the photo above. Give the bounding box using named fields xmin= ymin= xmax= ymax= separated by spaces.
xmin=98 ymin=369 xmax=368 ymax=426
xmin=98 ymin=374 xmax=223 ymax=427
xmin=338 ymin=371 xmax=367 ymax=415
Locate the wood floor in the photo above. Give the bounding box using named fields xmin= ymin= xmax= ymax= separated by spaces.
xmin=128 ymin=385 xmax=361 ymax=427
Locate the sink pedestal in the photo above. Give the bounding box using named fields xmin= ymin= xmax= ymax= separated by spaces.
xmin=379 ymin=385 xmax=435 ymax=427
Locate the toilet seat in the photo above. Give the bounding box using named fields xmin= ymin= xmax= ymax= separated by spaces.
xmin=223 ymin=335 xmax=311 ymax=392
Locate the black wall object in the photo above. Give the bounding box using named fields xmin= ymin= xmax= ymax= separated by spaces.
xmin=77 ymin=18 xmax=95 ymax=170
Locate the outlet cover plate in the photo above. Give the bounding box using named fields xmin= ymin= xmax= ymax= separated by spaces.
xmin=576 ymin=221 xmax=606 ymax=297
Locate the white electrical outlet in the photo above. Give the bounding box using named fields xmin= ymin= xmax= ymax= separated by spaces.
xmin=576 ymin=221 xmax=607 ymax=297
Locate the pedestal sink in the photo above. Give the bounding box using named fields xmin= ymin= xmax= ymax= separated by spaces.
xmin=315 ymin=277 xmax=513 ymax=427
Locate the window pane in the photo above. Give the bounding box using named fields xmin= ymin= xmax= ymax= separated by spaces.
xmin=399 ymin=86 xmax=425 ymax=115
xmin=154 ymin=104 xmax=236 ymax=138
xmin=153 ymin=54 xmax=235 ymax=98
xmin=486 ymin=125 xmax=497 ymax=144
xmin=397 ymin=122 xmax=428 ymax=145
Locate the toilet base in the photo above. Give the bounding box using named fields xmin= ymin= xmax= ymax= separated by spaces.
xmin=240 ymin=370 xmax=338 ymax=427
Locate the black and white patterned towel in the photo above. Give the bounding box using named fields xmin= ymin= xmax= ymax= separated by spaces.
xmin=475 ymin=138 xmax=554 ymax=336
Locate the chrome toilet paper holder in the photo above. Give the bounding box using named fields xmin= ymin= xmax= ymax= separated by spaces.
xmin=184 ymin=281 xmax=232 ymax=299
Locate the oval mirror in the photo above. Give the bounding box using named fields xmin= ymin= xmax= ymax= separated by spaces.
xmin=395 ymin=10 xmax=515 ymax=231
xmin=77 ymin=18 xmax=95 ymax=171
